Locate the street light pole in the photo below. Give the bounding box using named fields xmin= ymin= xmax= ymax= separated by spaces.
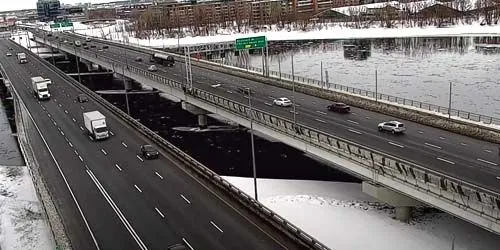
xmin=448 ymin=81 xmax=452 ymax=119
xmin=291 ymin=54 xmax=296 ymax=126
xmin=247 ymin=87 xmax=258 ymax=201
xmin=375 ymin=69 xmax=378 ymax=102
xmin=74 ymin=45 xmax=81 ymax=84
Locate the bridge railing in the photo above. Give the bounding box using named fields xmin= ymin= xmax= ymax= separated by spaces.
xmin=100 ymin=44 xmax=500 ymax=226
xmin=19 ymin=39 xmax=331 ymax=250
xmin=62 ymin=31 xmax=500 ymax=127
xmin=37 ymin=37 xmax=500 ymax=234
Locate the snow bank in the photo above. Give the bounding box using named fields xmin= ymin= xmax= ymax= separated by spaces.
xmin=223 ymin=177 xmax=500 ymax=250
xmin=0 ymin=166 xmax=54 ymax=250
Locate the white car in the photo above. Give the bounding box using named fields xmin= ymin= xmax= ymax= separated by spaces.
xmin=6 ymin=52 xmax=12 ymax=57
xmin=273 ymin=97 xmax=292 ymax=107
xmin=148 ymin=65 xmax=158 ymax=72
xmin=378 ymin=121 xmax=406 ymax=134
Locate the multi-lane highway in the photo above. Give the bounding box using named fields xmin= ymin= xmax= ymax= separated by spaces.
xmin=1 ymin=39 xmax=299 ymax=249
xmin=48 ymin=32 xmax=500 ymax=193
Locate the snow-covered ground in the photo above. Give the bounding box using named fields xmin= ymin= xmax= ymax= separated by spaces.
xmin=0 ymin=165 xmax=54 ymax=250
xmin=223 ymin=177 xmax=500 ymax=250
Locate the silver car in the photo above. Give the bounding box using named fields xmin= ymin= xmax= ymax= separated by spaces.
xmin=378 ymin=121 xmax=406 ymax=134
xmin=148 ymin=65 xmax=158 ymax=72
xmin=273 ymin=97 xmax=292 ymax=107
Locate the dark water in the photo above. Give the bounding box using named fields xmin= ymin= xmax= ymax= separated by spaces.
xmin=233 ymin=36 xmax=500 ymax=117
xmin=66 ymin=59 xmax=358 ymax=182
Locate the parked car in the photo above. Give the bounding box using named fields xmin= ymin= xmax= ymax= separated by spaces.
xmin=77 ymin=94 xmax=89 ymax=103
xmin=102 ymin=45 xmax=109 ymax=49
xmin=141 ymin=144 xmax=159 ymax=159
xmin=135 ymin=57 xmax=143 ymax=62
xmin=327 ymin=102 xmax=350 ymax=113
xmin=273 ymin=97 xmax=292 ymax=107
xmin=148 ymin=65 xmax=158 ymax=72
xmin=378 ymin=121 xmax=406 ymax=134
xmin=6 ymin=52 xmax=12 ymax=57
xmin=90 ymin=44 xmax=96 ymax=48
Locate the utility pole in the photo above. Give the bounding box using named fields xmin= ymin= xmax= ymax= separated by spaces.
xmin=247 ymin=87 xmax=258 ymax=201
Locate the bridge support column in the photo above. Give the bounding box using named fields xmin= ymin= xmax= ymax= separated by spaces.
xmin=181 ymin=101 xmax=211 ymax=128
xmin=362 ymin=181 xmax=423 ymax=222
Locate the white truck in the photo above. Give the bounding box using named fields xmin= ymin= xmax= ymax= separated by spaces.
xmin=17 ymin=52 xmax=27 ymax=64
xmin=31 ymin=76 xmax=50 ymax=100
xmin=83 ymin=111 xmax=109 ymax=140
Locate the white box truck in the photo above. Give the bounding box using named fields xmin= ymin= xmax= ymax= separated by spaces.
xmin=17 ymin=52 xmax=27 ymax=64
xmin=31 ymin=76 xmax=51 ymax=100
xmin=83 ymin=111 xmax=109 ymax=140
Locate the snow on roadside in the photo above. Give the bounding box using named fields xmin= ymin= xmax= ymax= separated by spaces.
xmin=0 ymin=165 xmax=54 ymax=250
xmin=222 ymin=177 xmax=500 ymax=250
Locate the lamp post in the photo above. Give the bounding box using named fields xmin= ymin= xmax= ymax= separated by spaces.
xmin=246 ymin=87 xmax=258 ymax=201
xmin=291 ymin=54 xmax=296 ymax=126
xmin=73 ymin=44 xmax=81 ymax=84
xmin=448 ymin=82 xmax=452 ymax=119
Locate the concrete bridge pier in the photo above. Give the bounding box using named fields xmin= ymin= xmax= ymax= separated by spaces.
xmin=362 ymin=181 xmax=423 ymax=222
xmin=181 ymin=101 xmax=210 ymax=128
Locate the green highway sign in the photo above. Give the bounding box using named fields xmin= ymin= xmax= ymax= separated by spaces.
xmin=61 ymin=21 xmax=73 ymax=27
xmin=50 ymin=23 xmax=61 ymax=29
xmin=235 ymin=36 xmax=267 ymax=50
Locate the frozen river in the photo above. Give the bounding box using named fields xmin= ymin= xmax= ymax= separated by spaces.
xmin=241 ymin=37 xmax=500 ymax=117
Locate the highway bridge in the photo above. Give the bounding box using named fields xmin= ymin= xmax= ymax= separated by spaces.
xmin=0 ymin=40 xmax=324 ymax=249
xmin=26 ymin=31 xmax=500 ymax=234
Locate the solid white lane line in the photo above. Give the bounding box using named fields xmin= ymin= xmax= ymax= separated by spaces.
xmin=155 ymin=207 xmax=165 ymax=218
xmin=348 ymin=129 xmax=363 ymax=135
xmin=388 ymin=141 xmax=404 ymax=148
xmin=484 ymin=149 xmax=492 ymax=153
xmin=460 ymin=142 xmax=467 ymax=146
xmin=226 ymin=90 xmax=233 ymax=94
xmin=87 ymin=170 xmax=147 ymax=250
xmin=210 ymin=221 xmax=224 ymax=233
xmin=88 ymin=136 xmax=94 ymax=141
xmin=78 ymin=155 xmax=83 ymax=162
xmin=264 ymin=102 xmax=273 ymax=106
xmin=314 ymin=118 xmax=327 ymax=124
xmin=80 ymin=126 xmax=84 ymax=131
xmin=101 ymin=149 xmax=107 ymax=156
xmin=182 ymin=238 xmax=194 ymax=250
xmin=437 ymin=157 xmax=455 ymax=165
xmin=180 ymin=194 xmax=191 ymax=204
xmin=155 ymin=172 xmax=164 ymax=180
xmin=424 ymin=142 xmax=442 ymax=149
xmin=417 ymin=130 xmax=424 ymax=134
xmin=439 ymin=136 xmax=445 ymax=140
xmin=136 ymin=155 xmax=144 ymax=162
xmin=121 ymin=142 xmax=128 ymax=148
xmin=316 ymin=111 xmax=327 ymax=115
xmin=110 ymin=131 xmax=114 ymax=136
xmin=351 ymin=112 xmax=357 ymax=115
xmin=289 ymin=110 xmax=298 ymax=114
xmin=477 ymin=158 xmax=498 ymax=166
xmin=347 ymin=119 xmax=359 ymax=125
xmin=134 ymin=185 xmax=142 ymax=193
xmin=115 ymin=164 xmax=122 ymax=171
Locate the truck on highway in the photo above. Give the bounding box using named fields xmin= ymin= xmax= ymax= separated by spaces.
xmin=31 ymin=76 xmax=51 ymax=100
xmin=17 ymin=52 xmax=27 ymax=64
xmin=83 ymin=111 xmax=109 ymax=140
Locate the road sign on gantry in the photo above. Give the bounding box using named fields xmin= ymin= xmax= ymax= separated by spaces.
xmin=235 ymin=36 xmax=267 ymax=50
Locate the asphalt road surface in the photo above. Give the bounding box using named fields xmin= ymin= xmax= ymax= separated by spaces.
xmin=50 ymin=32 xmax=500 ymax=193
xmin=1 ymin=39 xmax=294 ymax=250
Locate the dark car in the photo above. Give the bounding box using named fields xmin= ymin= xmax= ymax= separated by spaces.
xmin=237 ymin=86 xmax=252 ymax=95
xmin=327 ymin=102 xmax=350 ymax=113
xmin=102 ymin=45 xmax=109 ymax=49
xmin=77 ymin=94 xmax=89 ymax=103
xmin=135 ymin=57 xmax=143 ymax=62
xmin=141 ymin=144 xmax=159 ymax=159
xmin=165 ymin=55 xmax=175 ymax=67
xmin=90 ymin=44 xmax=96 ymax=48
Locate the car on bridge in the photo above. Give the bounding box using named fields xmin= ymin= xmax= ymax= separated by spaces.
xmin=327 ymin=102 xmax=350 ymax=113
xmin=273 ymin=97 xmax=292 ymax=107
xmin=135 ymin=57 xmax=143 ymax=62
xmin=378 ymin=121 xmax=406 ymax=134
xmin=141 ymin=145 xmax=159 ymax=159
xmin=77 ymin=94 xmax=89 ymax=103
xmin=148 ymin=65 xmax=158 ymax=72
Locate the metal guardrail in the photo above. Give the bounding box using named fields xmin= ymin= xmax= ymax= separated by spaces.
xmin=217 ymin=60 xmax=500 ymax=125
xmin=41 ymin=37 xmax=500 ymax=231
xmin=16 ymin=39 xmax=330 ymax=250
xmin=63 ymin=30 xmax=500 ymax=127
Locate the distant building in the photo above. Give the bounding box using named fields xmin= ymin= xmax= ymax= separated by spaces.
xmin=37 ymin=0 xmax=61 ymax=22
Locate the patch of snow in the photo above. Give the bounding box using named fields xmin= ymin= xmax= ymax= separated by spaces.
xmin=223 ymin=176 xmax=500 ymax=250
xmin=0 ymin=166 xmax=55 ymax=250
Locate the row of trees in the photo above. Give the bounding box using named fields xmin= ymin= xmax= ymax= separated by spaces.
xmin=122 ymin=0 xmax=500 ymax=40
